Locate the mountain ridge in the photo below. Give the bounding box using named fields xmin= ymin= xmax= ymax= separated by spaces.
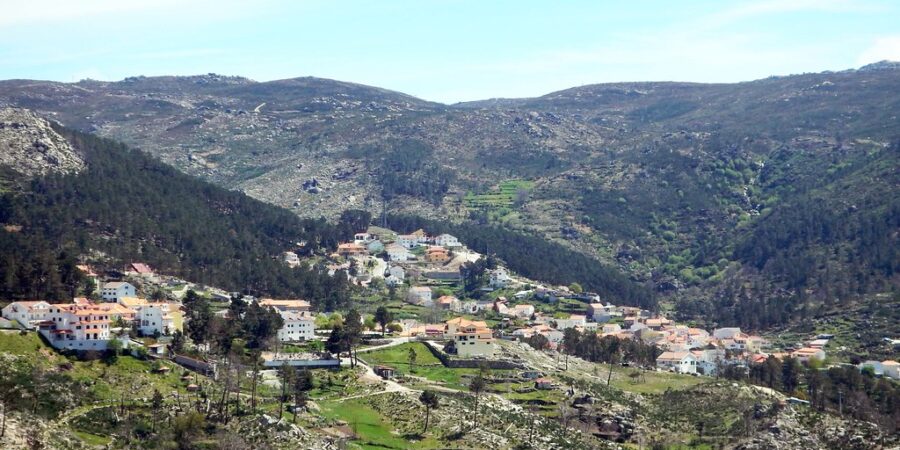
xmin=0 ymin=64 xmax=897 ymax=333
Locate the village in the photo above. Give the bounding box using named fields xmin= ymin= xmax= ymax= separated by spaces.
xmin=4 ymin=226 xmax=897 ymax=386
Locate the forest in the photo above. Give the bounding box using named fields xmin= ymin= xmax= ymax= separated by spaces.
xmin=0 ymin=127 xmax=360 ymax=310
xmin=385 ymin=214 xmax=657 ymax=309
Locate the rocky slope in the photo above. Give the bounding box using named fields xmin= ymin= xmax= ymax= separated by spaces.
xmin=0 ymin=107 xmax=83 ymax=177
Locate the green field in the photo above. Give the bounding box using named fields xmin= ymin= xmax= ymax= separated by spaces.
xmin=464 ymin=179 xmax=534 ymax=209
xmin=360 ymin=342 xmax=511 ymax=390
xmin=319 ymin=398 xmax=442 ymax=449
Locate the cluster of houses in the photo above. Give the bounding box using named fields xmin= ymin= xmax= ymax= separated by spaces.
xmin=2 ymin=283 xmax=184 ymax=351
xmin=330 ymin=229 xmax=463 ymax=264
xmin=283 ymin=227 xmax=491 ymax=290
xmin=2 ymin=258 xmax=322 ymax=352
xmin=396 ymin=289 xmax=844 ymax=377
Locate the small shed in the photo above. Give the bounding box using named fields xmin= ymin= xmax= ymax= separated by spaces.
xmin=374 ymin=365 xmax=395 ymax=380
xmin=534 ymin=377 xmax=553 ymax=390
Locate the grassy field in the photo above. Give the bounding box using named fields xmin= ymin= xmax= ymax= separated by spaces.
xmin=319 ymin=398 xmax=442 ymax=449
xmin=360 ymin=342 xmax=515 ymax=390
xmin=609 ymin=368 xmax=706 ymax=395
xmin=464 ymin=180 xmax=534 ymax=209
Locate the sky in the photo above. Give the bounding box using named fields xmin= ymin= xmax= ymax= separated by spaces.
xmin=0 ymin=0 xmax=898 ymax=103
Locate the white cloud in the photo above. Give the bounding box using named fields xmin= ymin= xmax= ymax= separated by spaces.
xmin=857 ymin=35 xmax=900 ymax=65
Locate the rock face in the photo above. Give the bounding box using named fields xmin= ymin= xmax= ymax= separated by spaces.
xmin=0 ymin=107 xmax=83 ymax=176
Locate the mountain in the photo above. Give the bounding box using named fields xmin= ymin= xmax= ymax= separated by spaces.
xmin=0 ymin=66 xmax=897 ymax=331
xmin=0 ymin=108 xmax=84 ymax=178
xmin=0 ymin=108 xmax=358 ymax=309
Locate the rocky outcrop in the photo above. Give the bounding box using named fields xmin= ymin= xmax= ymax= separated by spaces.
xmin=0 ymin=107 xmax=83 ymax=177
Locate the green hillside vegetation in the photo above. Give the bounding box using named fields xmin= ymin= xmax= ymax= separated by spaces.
xmin=0 ymin=126 xmax=363 ymax=310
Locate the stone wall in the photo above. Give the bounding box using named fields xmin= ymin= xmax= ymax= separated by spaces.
xmin=422 ymin=340 xmax=525 ymax=370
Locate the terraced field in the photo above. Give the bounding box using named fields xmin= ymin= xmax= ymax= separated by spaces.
xmin=464 ymin=179 xmax=534 ymax=209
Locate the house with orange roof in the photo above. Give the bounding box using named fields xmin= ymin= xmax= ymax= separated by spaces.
xmin=1 ymin=301 xmax=52 ymax=329
xmin=337 ymin=242 xmax=368 ymax=257
xmin=128 ymin=262 xmax=155 ymax=277
xmin=445 ymin=317 xmax=495 ymax=357
xmin=791 ymin=347 xmax=826 ymax=363
xmin=555 ymin=314 xmax=587 ymax=330
xmin=656 ymin=351 xmax=697 ymax=374
xmin=39 ymin=303 xmax=122 ymax=350
xmin=436 ymin=295 xmax=460 ymax=310
xmin=94 ymin=302 xmax=137 ymax=323
xmin=259 ymin=298 xmax=312 ymax=312
xmin=118 ymin=297 xmax=149 ymax=308
xmin=425 ymin=246 xmax=451 ymax=263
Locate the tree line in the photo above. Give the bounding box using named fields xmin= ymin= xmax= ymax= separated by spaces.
xmin=722 ymin=357 xmax=899 ymax=434
xmin=386 ymin=214 xmax=656 ymax=309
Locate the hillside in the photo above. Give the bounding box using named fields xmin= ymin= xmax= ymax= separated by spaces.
xmin=0 ymin=111 xmax=356 ymax=309
xmin=0 ymin=66 xmax=898 ymax=331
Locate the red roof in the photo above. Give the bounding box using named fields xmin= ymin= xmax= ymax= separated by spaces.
xmin=131 ymin=263 xmax=153 ymax=274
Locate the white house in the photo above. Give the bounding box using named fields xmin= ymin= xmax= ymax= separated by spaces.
xmin=396 ymin=234 xmax=419 ymax=249
xmin=136 ymin=303 xmax=182 ymax=336
xmin=511 ymin=304 xmax=535 ymax=319
xmin=791 ymin=347 xmax=826 ymax=363
xmin=434 ymin=234 xmax=461 ymax=248
xmin=445 ymin=317 xmax=495 ymax=357
xmin=101 ymin=282 xmax=137 ymax=302
xmin=388 ymin=266 xmax=406 ymax=280
xmin=601 ymin=324 xmax=622 ymax=335
xmin=282 ymin=251 xmax=300 ymax=267
xmin=406 ymin=286 xmax=433 ymax=306
xmin=2 ymin=301 xmax=51 ymax=329
xmin=860 ymin=360 xmax=885 ymax=376
xmin=385 ymin=243 xmax=412 ymax=262
xmin=39 ymin=303 xmax=114 ymax=350
xmin=277 ymin=311 xmax=316 ymax=342
xmin=883 ymin=361 xmax=900 ymax=380
xmin=489 ymin=267 xmax=512 ymax=289
xmin=656 ymin=351 xmax=697 ymax=374
xmin=691 ymin=349 xmax=726 ymax=376
xmin=555 ymin=314 xmax=587 ymax=330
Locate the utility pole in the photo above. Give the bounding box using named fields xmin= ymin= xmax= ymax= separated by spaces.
xmin=838 ymin=389 xmax=843 ymax=416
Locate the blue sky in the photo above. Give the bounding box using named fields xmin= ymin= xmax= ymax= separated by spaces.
xmin=1 ymin=0 xmax=898 ymax=103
